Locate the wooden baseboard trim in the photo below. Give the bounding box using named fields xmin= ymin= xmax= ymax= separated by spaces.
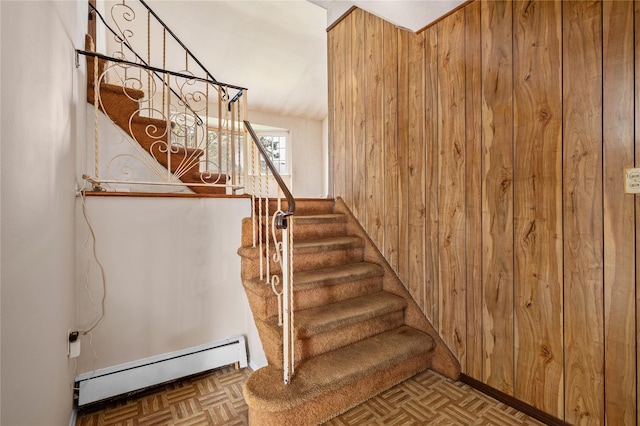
xmin=459 ymin=374 xmax=570 ymax=426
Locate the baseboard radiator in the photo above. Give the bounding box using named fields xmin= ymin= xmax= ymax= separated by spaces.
xmin=74 ymin=335 xmax=248 ymax=407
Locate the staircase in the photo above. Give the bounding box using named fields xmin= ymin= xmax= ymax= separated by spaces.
xmin=238 ymin=198 xmax=461 ymax=425
xmin=81 ymin=3 xmax=461 ymax=422
xmin=84 ymin=35 xmax=227 ymax=195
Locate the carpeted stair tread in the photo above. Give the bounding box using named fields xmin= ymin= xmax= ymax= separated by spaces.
xmin=130 ymin=113 xmax=170 ymax=127
xmin=291 ymin=214 xmax=348 ymax=241
xmin=243 ymin=325 xmax=434 ymax=411
xmin=92 ymin=82 xmax=145 ymax=100
xmin=127 ymin=115 xmax=204 ymax=164
xmin=243 ymin=262 xmax=384 ymax=298
xmin=263 ymin=291 xmax=407 ymax=339
xmin=187 ymin=173 xmax=229 ymax=195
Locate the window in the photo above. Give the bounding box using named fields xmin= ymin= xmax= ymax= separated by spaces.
xmin=258 ymin=133 xmax=288 ymax=175
xmin=170 ymin=117 xmax=289 ymax=176
xmin=170 ymin=122 xmax=245 ymax=175
xmin=206 ymin=130 xmax=244 ymax=174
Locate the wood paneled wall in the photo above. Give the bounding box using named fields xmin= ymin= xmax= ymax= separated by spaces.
xmin=327 ymin=1 xmax=639 ymax=423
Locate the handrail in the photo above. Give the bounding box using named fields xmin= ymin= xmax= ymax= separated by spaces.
xmin=87 ymin=2 xmax=239 ymax=125
xmin=84 ymin=0 xmax=295 ymax=384
xmin=77 ymin=49 xmax=247 ymax=92
xmin=245 ymin=119 xmax=296 ymax=383
xmin=81 ymin=0 xmax=249 ymax=195
xmin=244 ymin=120 xmax=295 ymax=229
xmin=80 ymin=46 xmax=246 ymax=193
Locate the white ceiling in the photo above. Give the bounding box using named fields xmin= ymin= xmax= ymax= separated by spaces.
xmin=141 ymin=0 xmax=464 ymax=123
xmin=309 ymin=0 xmax=466 ymax=32
xmin=144 ymin=0 xmax=329 ymax=121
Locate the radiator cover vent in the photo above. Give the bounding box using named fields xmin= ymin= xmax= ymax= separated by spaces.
xmin=74 ymin=335 xmax=248 ymax=406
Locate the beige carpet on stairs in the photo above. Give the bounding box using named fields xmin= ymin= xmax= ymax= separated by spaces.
xmin=84 ymin=34 xmax=227 ymax=194
xmin=238 ymin=198 xmax=461 ymax=426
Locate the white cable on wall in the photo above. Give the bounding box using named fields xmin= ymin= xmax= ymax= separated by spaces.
xmin=79 ymin=187 xmax=107 ymax=336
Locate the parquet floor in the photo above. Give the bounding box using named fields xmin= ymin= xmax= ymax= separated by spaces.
xmin=76 ymin=365 xmax=546 ymax=426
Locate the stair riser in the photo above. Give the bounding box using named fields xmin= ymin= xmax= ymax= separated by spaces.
xmin=260 ymin=311 xmax=406 ymax=366
xmin=91 ymin=88 xmax=140 ymax=130
xmin=240 ymin=247 xmax=364 ymax=279
xmin=288 ymin=247 xmax=363 ymax=272
xmin=254 ymin=199 xmax=335 ymax=216
xmin=246 ymin=351 xmax=432 ymax=426
xmin=285 ymin=221 xmax=347 ymax=243
xmin=241 ymin=217 xmax=347 ymax=247
xmin=128 ymin=123 xmax=201 ymax=176
xmin=244 ymin=276 xmax=384 ymax=320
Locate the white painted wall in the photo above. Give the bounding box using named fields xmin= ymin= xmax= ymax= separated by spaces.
xmin=250 ymin=110 xmax=325 ymax=198
xmin=83 ymin=104 xmax=193 ymax=194
xmin=75 ymin=196 xmax=266 ymax=373
xmin=0 ymin=1 xmax=85 ymax=424
xmin=1 ymin=3 xmax=321 ymax=423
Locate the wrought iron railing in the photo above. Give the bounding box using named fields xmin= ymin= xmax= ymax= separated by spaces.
xmin=245 ymin=121 xmax=296 ymax=383
xmin=79 ymin=47 xmax=246 ymax=193
xmin=79 ymin=0 xmax=296 ymax=383
xmin=80 ymin=0 xmax=247 ymax=193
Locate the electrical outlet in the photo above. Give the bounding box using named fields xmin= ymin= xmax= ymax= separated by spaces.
xmin=625 ymin=168 xmax=640 ymax=194
xmin=68 ymin=330 xmax=81 ymax=358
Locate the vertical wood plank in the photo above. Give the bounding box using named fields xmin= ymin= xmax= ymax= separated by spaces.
xmin=603 ymin=1 xmax=636 ymax=424
xmin=408 ymin=29 xmax=427 ymax=312
xmin=327 ymin=26 xmax=335 ymax=196
xmin=352 ymin=9 xmax=366 ymax=225
xmin=383 ymin=20 xmax=399 ymax=271
xmin=636 ymin=1 xmax=640 ymax=423
xmin=562 ymin=2 xmax=604 ymax=424
xmin=364 ymin=12 xmax=385 ymax=250
xmin=464 ymin=0 xmax=483 ymax=380
xmin=424 ymin=27 xmax=439 ymax=326
xmin=397 ymin=29 xmax=411 ymax=287
xmin=513 ymin=0 xmax=564 ymax=416
xmin=332 ymin=19 xmax=347 ymax=199
xmin=343 ymin=13 xmax=354 ymax=208
xmin=437 ymin=8 xmax=467 ymax=367
xmin=481 ymin=0 xmax=514 ymax=395
xmin=325 ymin=2 xmax=640 ymax=423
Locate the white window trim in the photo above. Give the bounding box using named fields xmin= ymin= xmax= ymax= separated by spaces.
xmin=249 ymin=128 xmax=291 ymax=177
